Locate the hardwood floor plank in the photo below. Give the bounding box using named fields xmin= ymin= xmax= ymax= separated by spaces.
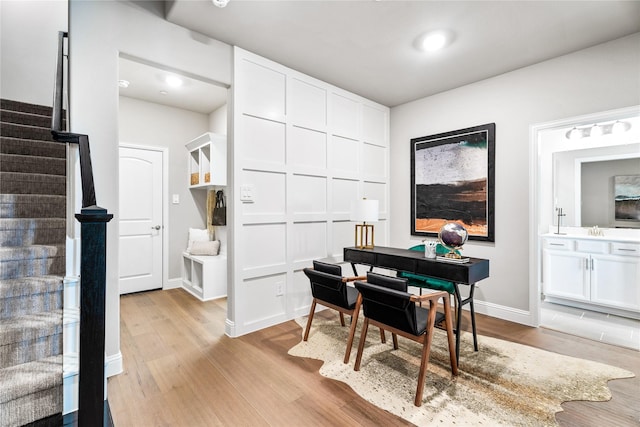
xmin=108 ymin=289 xmax=639 ymax=427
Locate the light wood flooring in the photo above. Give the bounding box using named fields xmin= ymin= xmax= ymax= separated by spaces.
xmin=108 ymin=288 xmax=639 ymax=426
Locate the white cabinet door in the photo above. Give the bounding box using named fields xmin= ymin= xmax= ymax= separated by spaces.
xmin=543 ymin=249 xmax=590 ymax=301
xmin=591 ymin=254 xmax=640 ymax=311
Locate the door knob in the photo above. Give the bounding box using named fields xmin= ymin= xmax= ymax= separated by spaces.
xmin=152 ymin=225 xmax=161 ymax=230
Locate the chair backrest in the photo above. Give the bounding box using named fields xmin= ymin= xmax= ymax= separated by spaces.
xmin=303 ymin=264 xmax=349 ymax=309
xmin=355 ymin=273 xmax=421 ymax=336
xmin=313 ymin=260 xmax=342 ymax=276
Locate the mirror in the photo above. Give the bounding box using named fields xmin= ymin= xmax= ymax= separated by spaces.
xmin=535 ymin=107 xmax=640 ymax=232
xmin=553 ymin=145 xmax=640 ymax=228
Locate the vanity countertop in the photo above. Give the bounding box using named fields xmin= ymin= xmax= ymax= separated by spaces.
xmin=542 ymin=228 xmax=640 ymax=244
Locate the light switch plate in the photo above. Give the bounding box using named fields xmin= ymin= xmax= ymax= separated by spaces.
xmin=240 ymin=184 xmax=254 ymax=202
xmin=172 ymin=194 xmax=180 ymax=204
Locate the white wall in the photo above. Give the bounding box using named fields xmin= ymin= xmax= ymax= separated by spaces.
xmin=0 ymin=0 xmax=67 ymax=105
xmin=390 ymin=33 xmax=640 ymax=323
xmin=208 ymin=103 xmax=228 ymax=135
xmin=118 ymin=96 xmax=210 ymax=280
xmin=69 ymin=0 xmax=232 ymax=372
xmin=229 ymin=48 xmax=389 ymax=336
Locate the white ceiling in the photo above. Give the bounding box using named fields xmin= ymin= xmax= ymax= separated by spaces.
xmin=163 ymin=0 xmax=640 ymax=108
xmin=118 ymin=56 xmax=228 ymax=114
xmin=120 ymin=1 xmax=640 ymax=112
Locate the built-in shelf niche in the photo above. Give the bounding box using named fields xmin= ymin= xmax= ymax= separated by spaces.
xmin=186 ymin=132 xmax=227 ymax=188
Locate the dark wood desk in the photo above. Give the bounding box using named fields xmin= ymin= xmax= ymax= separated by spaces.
xmin=344 ymin=246 xmax=490 ymax=362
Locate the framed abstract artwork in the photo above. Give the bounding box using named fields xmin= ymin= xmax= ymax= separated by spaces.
xmin=614 ymin=175 xmax=640 ymax=224
xmin=411 ymin=123 xmax=495 ymax=242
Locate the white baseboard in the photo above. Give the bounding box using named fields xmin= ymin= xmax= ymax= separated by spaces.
xmin=474 ymin=300 xmax=535 ymax=327
xmin=225 ymin=318 xmax=236 ymax=337
xmin=164 ymin=277 xmax=182 ymax=290
xmin=105 ymin=351 xmax=123 ymax=377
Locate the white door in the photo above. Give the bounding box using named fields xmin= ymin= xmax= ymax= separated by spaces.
xmin=118 ymin=146 xmax=163 ymax=294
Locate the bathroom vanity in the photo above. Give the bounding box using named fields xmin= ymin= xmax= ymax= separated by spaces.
xmin=541 ymin=229 xmax=640 ymax=319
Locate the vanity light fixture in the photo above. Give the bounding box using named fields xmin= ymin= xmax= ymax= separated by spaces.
xmin=565 ymin=120 xmax=631 ymax=140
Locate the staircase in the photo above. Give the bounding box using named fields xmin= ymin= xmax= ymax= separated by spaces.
xmin=0 ymin=99 xmax=66 ymax=426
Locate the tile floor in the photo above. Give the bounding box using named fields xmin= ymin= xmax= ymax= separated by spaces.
xmin=540 ymin=301 xmax=640 ymax=351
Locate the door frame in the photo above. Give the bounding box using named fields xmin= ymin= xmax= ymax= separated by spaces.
xmin=119 ymin=143 xmax=169 ymax=291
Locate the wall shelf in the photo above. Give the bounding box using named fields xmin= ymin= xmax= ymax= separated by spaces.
xmin=186 ymin=132 xmax=227 ymax=188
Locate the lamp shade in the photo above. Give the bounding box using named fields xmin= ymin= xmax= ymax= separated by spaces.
xmin=350 ymin=199 xmax=379 ymax=222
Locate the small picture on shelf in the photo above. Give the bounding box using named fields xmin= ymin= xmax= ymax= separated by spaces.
xmin=190 ymin=173 xmax=199 ymax=185
xmin=205 ymin=172 xmax=210 ymax=183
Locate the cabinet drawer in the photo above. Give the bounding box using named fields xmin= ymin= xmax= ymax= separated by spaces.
xmin=575 ymin=240 xmax=608 ymax=254
xmin=544 ymin=238 xmax=573 ymax=251
xmin=611 ymin=242 xmax=640 ymax=257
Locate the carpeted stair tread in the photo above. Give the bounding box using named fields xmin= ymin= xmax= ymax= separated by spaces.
xmin=0 ymin=194 xmax=67 ymax=218
xmin=0 ymin=194 xmax=66 ymax=219
xmin=0 ymin=355 xmax=62 ymax=425
xmin=0 ymin=99 xmax=54 ymax=118
xmin=0 ymin=310 xmax=62 ymax=346
xmin=0 ymin=137 xmax=66 ymax=158
xmin=0 ymin=110 xmax=53 ymax=128
xmin=1 ymin=122 xmax=55 ymax=142
xmin=0 ymin=218 xmax=66 ymax=246
xmin=0 ymin=276 xmax=63 ymax=300
xmin=0 ymin=172 xmax=66 ymax=195
xmin=0 ymin=276 xmax=63 ymax=321
xmin=0 ymin=154 xmax=66 ymax=176
xmin=0 ymin=245 xmax=65 ymax=280
xmin=0 ymin=311 xmax=62 ymax=367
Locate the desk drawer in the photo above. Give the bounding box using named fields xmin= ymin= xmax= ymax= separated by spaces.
xmin=344 ymin=249 xmax=375 ymax=265
xmin=377 ymin=254 xmax=416 ymax=272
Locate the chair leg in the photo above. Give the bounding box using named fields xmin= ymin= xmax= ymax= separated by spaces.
xmin=343 ymin=295 xmax=362 ymax=364
xmin=339 ymin=312 xmax=346 ymax=327
xmin=303 ymin=299 xmax=317 ymax=341
xmin=442 ymin=296 xmax=459 ymax=376
xmin=392 ymin=333 xmax=398 ymax=350
xmin=415 ymin=303 xmax=437 ymax=407
xmin=354 ymin=317 xmax=370 ymax=371
xmin=379 ymin=328 xmax=386 ymax=343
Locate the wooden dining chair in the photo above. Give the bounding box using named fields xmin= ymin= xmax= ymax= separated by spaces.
xmin=353 ymin=272 xmax=458 ymax=406
xmin=302 ymin=260 xmax=369 ymax=364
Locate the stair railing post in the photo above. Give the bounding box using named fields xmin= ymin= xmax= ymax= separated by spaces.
xmin=75 ymin=206 xmax=113 ymax=427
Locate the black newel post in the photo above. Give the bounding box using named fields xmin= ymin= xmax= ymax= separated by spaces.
xmin=75 ymin=206 xmax=113 ymax=427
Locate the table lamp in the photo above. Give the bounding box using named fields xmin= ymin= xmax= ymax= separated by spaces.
xmin=350 ymin=198 xmax=379 ymax=249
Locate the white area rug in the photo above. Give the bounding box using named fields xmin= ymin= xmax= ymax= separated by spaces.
xmin=289 ymin=317 xmax=635 ymax=426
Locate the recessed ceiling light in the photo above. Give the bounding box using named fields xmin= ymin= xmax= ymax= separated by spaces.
xmin=118 ymin=79 xmax=130 ymax=88
xmin=165 ymin=75 xmax=183 ymax=88
xmin=416 ymin=30 xmax=454 ymax=53
xmin=159 ymin=90 xmax=168 ymax=96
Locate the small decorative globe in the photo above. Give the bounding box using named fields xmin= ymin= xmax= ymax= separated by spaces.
xmin=438 ymin=222 xmax=468 ymax=258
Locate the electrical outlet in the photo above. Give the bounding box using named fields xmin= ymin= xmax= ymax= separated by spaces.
xmin=275 ymin=281 xmax=284 ymax=296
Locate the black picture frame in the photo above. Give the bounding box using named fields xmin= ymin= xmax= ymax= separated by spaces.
xmin=410 ymin=123 xmax=495 ymax=242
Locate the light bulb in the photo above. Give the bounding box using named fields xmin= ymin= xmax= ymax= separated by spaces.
xmin=589 ymin=124 xmax=603 ymax=137
xmin=566 ymin=127 xmax=583 ymax=140
xmin=611 ymin=120 xmax=631 ymax=134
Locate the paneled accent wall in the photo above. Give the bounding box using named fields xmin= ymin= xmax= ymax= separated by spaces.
xmin=229 ymin=48 xmax=390 ymax=336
